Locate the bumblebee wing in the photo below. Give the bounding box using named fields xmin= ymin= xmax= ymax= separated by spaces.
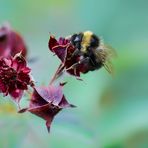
xmin=103 ymin=59 xmax=114 ymax=75
xmin=103 ymin=44 xmax=117 ymax=58
xmin=95 ymin=43 xmax=116 ymax=75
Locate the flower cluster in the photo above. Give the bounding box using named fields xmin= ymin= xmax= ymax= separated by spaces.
xmin=0 ymin=53 xmax=33 ymax=103
xmin=0 ymin=24 xmax=76 ymax=132
xmin=0 ymin=23 xmax=113 ymax=133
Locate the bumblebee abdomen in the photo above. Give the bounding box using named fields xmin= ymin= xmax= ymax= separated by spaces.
xmin=83 ymin=49 xmax=103 ymax=72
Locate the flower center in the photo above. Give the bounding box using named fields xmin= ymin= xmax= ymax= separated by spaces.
xmin=0 ymin=67 xmax=17 ymax=84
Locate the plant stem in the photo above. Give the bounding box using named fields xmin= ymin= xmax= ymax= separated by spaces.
xmin=49 ymin=63 xmax=64 ymax=85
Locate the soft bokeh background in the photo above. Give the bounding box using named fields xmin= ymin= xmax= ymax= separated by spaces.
xmin=0 ymin=0 xmax=148 ymax=148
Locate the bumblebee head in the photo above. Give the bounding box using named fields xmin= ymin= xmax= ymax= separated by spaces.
xmin=70 ymin=31 xmax=100 ymax=52
xmin=70 ymin=32 xmax=83 ymax=50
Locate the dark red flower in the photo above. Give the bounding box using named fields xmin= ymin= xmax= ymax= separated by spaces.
xmin=0 ymin=23 xmax=27 ymax=58
xmin=19 ymin=84 xmax=75 ymax=132
xmin=49 ymin=35 xmax=86 ymax=77
xmin=49 ymin=36 xmax=69 ymax=61
xmin=0 ymin=53 xmax=33 ymax=103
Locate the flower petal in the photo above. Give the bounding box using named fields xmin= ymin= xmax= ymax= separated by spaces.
xmin=48 ymin=85 xmax=63 ymax=106
xmin=52 ymin=45 xmax=67 ymax=62
xmin=10 ymin=89 xmax=24 ymax=103
xmin=29 ymin=103 xmax=61 ymax=132
xmin=0 ymin=24 xmax=27 ymax=58
xmin=12 ymin=53 xmax=26 ymax=71
xmin=59 ymin=96 xmax=76 ymax=108
xmin=29 ymin=88 xmax=48 ymax=108
xmin=35 ymin=87 xmax=52 ymax=103
xmin=0 ymin=80 xmax=8 ymax=94
xmin=48 ymin=35 xmax=58 ymax=51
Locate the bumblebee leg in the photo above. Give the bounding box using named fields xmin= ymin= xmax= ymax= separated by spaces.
xmin=66 ymin=57 xmax=90 ymax=71
xmin=71 ymin=48 xmax=81 ymax=57
xmin=89 ymin=57 xmax=96 ymax=66
xmin=78 ymin=57 xmax=90 ymax=64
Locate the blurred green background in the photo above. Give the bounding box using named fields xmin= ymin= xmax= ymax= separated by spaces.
xmin=0 ymin=0 xmax=148 ymax=148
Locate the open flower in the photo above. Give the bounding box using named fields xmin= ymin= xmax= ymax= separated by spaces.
xmin=19 ymin=84 xmax=75 ymax=132
xmin=0 ymin=23 xmax=27 ymax=58
xmin=49 ymin=35 xmax=86 ymax=77
xmin=0 ymin=53 xmax=33 ymax=103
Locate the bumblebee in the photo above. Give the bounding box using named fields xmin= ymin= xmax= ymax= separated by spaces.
xmin=68 ymin=31 xmax=115 ymax=74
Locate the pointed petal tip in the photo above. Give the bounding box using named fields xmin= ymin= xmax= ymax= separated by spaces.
xmin=60 ymin=82 xmax=67 ymax=86
xmin=47 ymin=126 xmax=50 ymax=133
xmin=50 ymin=34 xmax=55 ymax=38
xmin=14 ymin=51 xmax=23 ymax=58
xmin=70 ymin=104 xmax=77 ymax=108
xmin=76 ymin=77 xmax=83 ymax=81
xmin=46 ymin=121 xmax=51 ymax=133
xmin=18 ymin=108 xmax=28 ymax=113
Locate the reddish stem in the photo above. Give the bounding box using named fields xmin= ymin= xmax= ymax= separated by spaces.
xmin=49 ymin=63 xmax=64 ymax=85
